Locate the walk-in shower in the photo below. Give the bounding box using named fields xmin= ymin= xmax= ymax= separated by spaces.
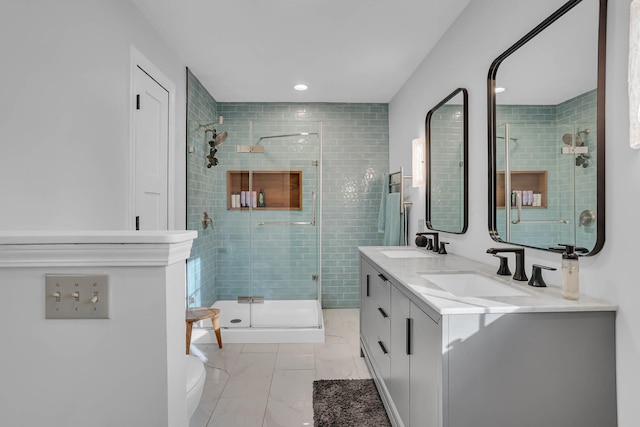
xmin=186 ymin=119 xmax=324 ymax=344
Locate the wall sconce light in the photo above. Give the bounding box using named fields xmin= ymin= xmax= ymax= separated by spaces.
xmin=412 ymin=138 xmax=426 ymax=188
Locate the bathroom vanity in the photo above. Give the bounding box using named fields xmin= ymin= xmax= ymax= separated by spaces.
xmin=359 ymin=246 xmax=617 ymax=427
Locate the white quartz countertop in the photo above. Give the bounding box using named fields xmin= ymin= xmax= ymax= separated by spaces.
xmin=359 ymin=246 xmax=617 ymax=315
xmin=0 ymin=230 xmax=198 ymax=245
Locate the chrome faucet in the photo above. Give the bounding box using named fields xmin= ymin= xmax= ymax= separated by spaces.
xmin=486 ymin=247 xmax=527 ymax=281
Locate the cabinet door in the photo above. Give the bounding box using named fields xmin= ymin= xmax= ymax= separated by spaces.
xmin=410 ymin=302 xmax=441 ymax=427
xmin=389 ymin=285 xmax=411 ymax=427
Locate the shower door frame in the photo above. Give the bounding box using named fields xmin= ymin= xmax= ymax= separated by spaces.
xmin=243 ymin=120 xmax=323 ymax=329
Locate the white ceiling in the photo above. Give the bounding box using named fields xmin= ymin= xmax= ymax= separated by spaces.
xmin=131 ymin=0 xmax=472 ymax=103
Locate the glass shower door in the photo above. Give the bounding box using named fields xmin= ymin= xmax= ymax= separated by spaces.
xmin=247 ymin=121 xmax=321 ymax=328
xmin=496 ymin=121 xmax=595 ymax=249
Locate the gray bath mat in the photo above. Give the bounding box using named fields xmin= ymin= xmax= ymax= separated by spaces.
xmin=313 ymin=379 xmax=392 ymax=427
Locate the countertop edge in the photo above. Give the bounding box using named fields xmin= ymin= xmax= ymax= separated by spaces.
xmin=359 ymin=246 xmax=618 ymax=315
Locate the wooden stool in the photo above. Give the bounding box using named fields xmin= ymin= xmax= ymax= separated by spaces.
xmin=185 ymin=307 xmax=222 ymax=354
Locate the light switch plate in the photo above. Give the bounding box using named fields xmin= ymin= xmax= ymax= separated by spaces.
xmin=45 ymin=274 xmax=109 ymax=319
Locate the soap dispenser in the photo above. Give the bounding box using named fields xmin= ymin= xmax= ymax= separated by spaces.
xmin=559 ymin=244 xmax=579 ymax=300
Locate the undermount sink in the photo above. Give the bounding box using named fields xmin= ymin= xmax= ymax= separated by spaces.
xmin=381 ymin=249 xmax=435 ymax=258
xmin=419 ymin=273 xmax=528 ymax=297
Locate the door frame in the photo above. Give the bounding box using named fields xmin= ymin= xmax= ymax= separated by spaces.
xmin=128 ymin=45 xmax=176 ymax=230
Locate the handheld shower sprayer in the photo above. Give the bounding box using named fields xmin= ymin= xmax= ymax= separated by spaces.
xmin=200 ymin=124 xmax=228 ymax=167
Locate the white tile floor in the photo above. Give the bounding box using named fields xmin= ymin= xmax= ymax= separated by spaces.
xmin=188 ymin=309 xmax=370 ymax=427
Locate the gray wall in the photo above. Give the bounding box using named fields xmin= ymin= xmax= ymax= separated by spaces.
xmin=389 ymin=0 xmax=639 ymax=425
xmin=0 ymin=0 xmax=186 ymax=231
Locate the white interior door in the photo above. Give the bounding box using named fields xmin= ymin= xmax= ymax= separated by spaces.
xmin=133 ymin=66 xmax=169 ymax=230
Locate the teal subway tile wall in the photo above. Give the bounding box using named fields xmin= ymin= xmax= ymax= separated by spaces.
xmin=186 ymin=73 xmax=388 ymax=309
xmin=186 ymin=69 xmax=219 ymax=307
xmin=495 ymin=89 xmax=597 ymax=250
xmin=429 ymin=104 xmax=465 ymax=232
xmin=215 ymin=103 xmax=388 ymax=308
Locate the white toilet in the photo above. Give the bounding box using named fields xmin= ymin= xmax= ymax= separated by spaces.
xmin=186 ymin=354 xmax=206 ymax=420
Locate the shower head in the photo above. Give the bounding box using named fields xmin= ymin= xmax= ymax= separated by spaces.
xmin=213 ymin=131 xmax=228 ymax=147
xmin=575 ymin=129 xmax=589 ymax=146
xmin=563 ymin=129 xmax=590 ymax=147
xmin=204 ymin=128 xmax=228 ymax=147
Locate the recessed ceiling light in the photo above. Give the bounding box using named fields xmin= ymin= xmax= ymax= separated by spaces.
xmin=294 ymin=84 xmax=308 ymax=91
xmin=495 ymin=87 xmax=506 ymax=94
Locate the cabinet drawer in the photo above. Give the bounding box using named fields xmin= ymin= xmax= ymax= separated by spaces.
xmin=371 ymin=335 xmax=391 ymax=381
xmin=362 ymin=299 xmax=391 ymax=361
xmin=369 ymin=270 xmax=391 ymax=315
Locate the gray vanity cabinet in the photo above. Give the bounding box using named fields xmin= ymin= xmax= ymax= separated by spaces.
xmin=361 ymin=258 xmax=442 ymax=427
xmin=360 ymin=254 xmax=617 ymax=427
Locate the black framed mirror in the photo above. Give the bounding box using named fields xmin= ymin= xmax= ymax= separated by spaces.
xmin=488 ymin=0 xmax=606 ymax=255
xmin=426 ymin=88 xmax=468 ymax=234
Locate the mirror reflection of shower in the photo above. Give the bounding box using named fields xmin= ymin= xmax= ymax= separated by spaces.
xmin=200 ymin=123 xmax=228 ymax=168
xmin=561 ymin=128 xmax=590 ymax=168
xmin=562 ymin=128 xmax=590 ymax=147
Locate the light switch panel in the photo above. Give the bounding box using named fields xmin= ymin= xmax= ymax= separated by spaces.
xmin=45 ymin=274 xmax=109 ymax=319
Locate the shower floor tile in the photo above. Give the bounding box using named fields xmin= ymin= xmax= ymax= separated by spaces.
xmin=189 ymin=309 xmax=369 ymax=427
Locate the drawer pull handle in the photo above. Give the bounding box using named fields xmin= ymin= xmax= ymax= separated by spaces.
xmin=378 ymin=340 xmax=388 ymax=354
xmin=366 ymin=275 xmax=370 ymax=297
xmin=378 ymin=307 xmax=388 ymax=318
xmin=406 ymin=317 xmax=412 ymax=355
xmin=378 ymin=273 xmax=388 ymax=282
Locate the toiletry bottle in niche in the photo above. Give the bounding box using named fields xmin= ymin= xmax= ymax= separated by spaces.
xmin=252 ymin=191 xmax=257 ymax=208
xmin=559 ymin=243 xmax=579 ymax=300
xmin=240 ymin=191 xmax=246 ymax=207
xmin=258 ymin=189 xmax=265 ymax=207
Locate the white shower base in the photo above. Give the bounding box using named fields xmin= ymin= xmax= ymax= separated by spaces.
xmin=190 ymin=299 xmax=325 ymax=344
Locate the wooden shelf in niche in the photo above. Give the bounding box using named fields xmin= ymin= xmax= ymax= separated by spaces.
xmin=227 ymin=170 xmax=302 ymax=210
xmin=496 ymin=171 xmax=547 ymax=208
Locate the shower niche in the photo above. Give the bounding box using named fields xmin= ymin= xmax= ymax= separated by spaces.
xmin=496 ymin=171 xmax=547 ymax=209
xmin=227 ymin=170 xmax=302 ymax=210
